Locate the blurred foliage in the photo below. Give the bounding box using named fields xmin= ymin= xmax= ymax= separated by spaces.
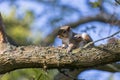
xmin=3 ymin=7 xmax=34 ymax=45
xmin=91 ymin=2 xmax=101 ymax=8
xmin=115 ymin=0 xmax=120 ymax=5
xmin=0 ymin=69 xmax=57 ymax=80
xmin=1 ymin=6 xmax=57 ymax=80
xmin=90 ymin=1 xmax=101 ymax=8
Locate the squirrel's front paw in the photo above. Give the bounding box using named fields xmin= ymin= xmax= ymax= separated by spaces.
xmin=67 ymin=48 xmax=72 ymax=53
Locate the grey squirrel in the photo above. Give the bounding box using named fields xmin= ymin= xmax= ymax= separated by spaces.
xmin=57 ymin=26 xmax=93 ymax=52
xmin=57 ymin=26 xmax=94 ymax=79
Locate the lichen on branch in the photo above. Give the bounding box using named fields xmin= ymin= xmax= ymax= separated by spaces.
xmin=0 ymin=42 xmax=120 ymax=74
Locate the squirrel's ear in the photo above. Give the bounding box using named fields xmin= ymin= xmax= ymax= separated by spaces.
xmin=67 ymin=26 xmax=71 ymax=31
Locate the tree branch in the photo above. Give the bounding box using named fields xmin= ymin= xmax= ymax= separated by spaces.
xmin=0 ymin=42 xmax=120 ymax=74
xmin=84 ymin=30 xmax=120 ymax=48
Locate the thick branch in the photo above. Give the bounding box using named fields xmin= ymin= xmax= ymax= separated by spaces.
xmin=0 ymin=42 xmax=120 ymax=74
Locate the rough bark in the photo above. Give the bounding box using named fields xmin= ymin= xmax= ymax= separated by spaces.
xmin=0 ymin=42 xmax=120 ymax=74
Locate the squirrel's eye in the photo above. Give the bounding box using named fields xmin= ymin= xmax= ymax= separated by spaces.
xmin=78 ymin=37 xmax=82 ymax=39
xmin=63 ymin=31 xmax=66 ymax=33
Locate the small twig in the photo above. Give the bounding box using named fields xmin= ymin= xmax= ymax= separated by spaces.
xmin=83 ymin=30 xmax=120 ymax=48
xmin=107 ymin=64 xmax=120 ymax=72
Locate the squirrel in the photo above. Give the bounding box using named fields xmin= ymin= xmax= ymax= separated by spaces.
xmin=57 ymin=26 xmax=93 ymax=53
xmin=57 ymin=26 xmax=94 ymax=78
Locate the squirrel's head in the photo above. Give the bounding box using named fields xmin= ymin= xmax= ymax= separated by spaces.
xmin=57 ymin=26 xmax=71 ymax=39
